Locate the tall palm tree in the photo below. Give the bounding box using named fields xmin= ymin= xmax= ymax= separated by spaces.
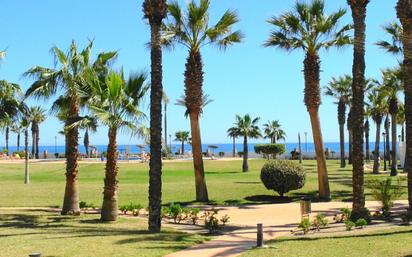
xmin=347 ymin=0 xmax=370 ymax=220
xmin=367 ymin=87 xmax=387 ymax=175
xmin=263 ymin=120 xmax=286 ymax=144
xmin=396 ymin=0 xmax=412 ymax=215
xmin=24 ymin=41 xmax=116 ymax=215
xmin=264 ymin=0 xmax=352 ymax=199
xmin=235 ymin=114 xmax=261 ymax=172
xmin=174 ymin=131 xmax=190 ymax=155
xmin=143 ymin=0 xmax=168 ymax=232
xmin=29 ymin=106 xmax=47 ymax=159
xmin=83 ymin=69 xmax=148 ymax=221
xmin=325 ymin=75 xmax=352 ymax=168
xmin=162 ymin=0 xmax=242 ymax=202
xmin=227 ymin=127 xmax=240 ymax=158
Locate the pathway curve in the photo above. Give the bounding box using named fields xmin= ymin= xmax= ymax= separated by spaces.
xmin=165 ymin=200 xmax=409 ymax=257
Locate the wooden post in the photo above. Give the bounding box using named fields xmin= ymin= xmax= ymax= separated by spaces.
xmin=257 ymin=223 xmax=263 ymax=247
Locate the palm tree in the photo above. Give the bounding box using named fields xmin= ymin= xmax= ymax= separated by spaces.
xmin=162 ymin=91 xmax=169 ymax=154
xmin=264 ymin=0 xmax=352 ymax=199
xmin=19 ymin=107 xmax=31 ymax=184
xmin=143 ymin=0 xmax=168 ymax=232
xmin=24 ymin=41 xmax=117 ymax=215
xmin=163 ymin=0 xmax=242 ymax=202
xmin=174 ymin=131 xmax=190 ymax=155
xmin=0 ymin=117 xmax=13 ymax=156
xmin=235 ymin=114 xmax=261 ymax=172
xmin=396 ymin=0 xmax=412 ymax=216
xmin=347 ymin=108 xmax=353 ymax=165
xmin=364 ymin=115 xmax=371 ymax=162
xmin=227 ymin=127 xmax=240 ymax=158
xmin=263 ymin=120 xmax=286 ymax=144
xmin=397 ymin=102 xmax=405 ymax=142
xmin=367 ymin=87 xmax=387 ymax=175
xmin=10 ymin=124 xmax=22 ymax=152
xmin=325 ymin=75 xmax=352 ymax=168
xmin=347 ymin=0 xmax=370 ymax=220
xmin=29 ymin=106 xmax=47 ymax=159
xmin=376 ymin=21 xmax=403 ymax=59
xmin=83 ymin=69 xmax=148 ymax=221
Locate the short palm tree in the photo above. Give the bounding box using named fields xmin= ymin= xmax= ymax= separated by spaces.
xmin=10 ymin=123 xmax=22 ymax=152
xmin=29 ymin=106 xmax=47 ymax=159
xmin=174 ymin=131 xmax=190 ymax=155
xmin=263 ymin=120 xmax=286 ymax=144
xmin=367 ymin=87 xmax=388 ymax=175
xmin=0 ymin=80 xmax=21 ymax=121
xmin=24 ymin=41 xmax=117 ymax=215
xmin=162 ymin=0 xmax=243 ymax=202
xmin=235 ymin=114 xmax=261 ymax=172
xmin=264 ymin=0 xmax=353 ymax=199
xmin=227 ymin=127 xmax=241 ymax=158
xmin=0 ymin=117 xmax=13 ymax=156
xmin=396 ymin=0 xmax=412 ymax=216
xmin=325 ymin=75 xmax=352 ymax=168
xmin=84 ymin=69 xmax=148 ymax=221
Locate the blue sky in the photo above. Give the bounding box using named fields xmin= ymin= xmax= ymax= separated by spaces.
xmin=0 ymin=0 xmax=399 ymax=146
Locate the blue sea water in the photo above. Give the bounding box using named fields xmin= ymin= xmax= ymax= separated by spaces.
xmin=3 ymin=142 xmax=387 ymax=155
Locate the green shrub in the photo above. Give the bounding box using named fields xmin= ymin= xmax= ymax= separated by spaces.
xmin=298 ymin=218 xmax=311 ymax=234
xmin=355 ymin=218 xmax=367 ymax=228
xmin=119 ymin=202 xmax=143 ymax=215
xmin=345 ymin=220 xmax=355 ymax=231
xmin=368 ymin=178 xmax=404 ymax=217
xmin=220 ymin=214 xmax=230 ymax=226
xmin=119 ymin=205 xmax=129 ymax=214
xmin=13 ymin=151 xmax=26 ymax=158
xmin=312 ymin=213 xmax=328 ymax=230
xmin=218 ymin=152 xmax=225 ymax=157
xmin=334 ymin=208 xmax=351 ymax=223
xmin=169 ymin=203 xmax=183 ymax=223
xmin=260 ymin=160 xmax=306 ymax=197
xmin=202 ymin=208 xmax=229 ymax=234
xmin=238 ymin=151 xmax=244 ymax=157
xmin=79 ymin=201 xmax=95 ymax=209
xmin=254 ymin=144 xmax=286 ymax=159
xmin=188 ymin=208 xmax=201 ymax=225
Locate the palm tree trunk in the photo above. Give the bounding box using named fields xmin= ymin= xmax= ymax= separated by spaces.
xmin=17 ymin=132 xmax=20 ymax=152
xmin=232 ymin=137 xmax=236 ymax=158
xmin=101 ymin=128 xmax=119 ymax=221
xmin=61 ymin=97 xmax=80 ymax=215
xmin=391 ymin=113 xmax=398 ymax=176
xmin=35 ymin=124 xmax=40 ymax=159
xmin=373 ymin=119 xmax=382 ymax=174
xmin=397 ymin=0 xmax=412 ymax=211
xmin=339 ymin=123 xmax=346 ymax=168
xmin=189 ymin=112 xmax=209 ymax=201
xmin=31 ymin=124 xmax=36 ymax=158
xmin=365 ymin=119 xmax=370 ymax=162
xmin=181 ymin=140 xmax=184 ymax=155
xmin=242 ymin=135 xmax=248 ymax=172
xmin=303 ymin=52 xmax=330 ymax=199
xmin=145 ymin=2 xmax=166 ymax=231
xmin=24 ymin=129 xmax=29 ymax=184
xmin=348 ymin=0 xmax=369 ymax=219
xmin=5 ymin=126 xmax=9 ymax=156
xmin=348 ymin=129 xmax=353 ymax=165
xmin=164 ymin=103 xmax=168 ymax=153
xmin=385 ymin=115 xmax=391 ymax=166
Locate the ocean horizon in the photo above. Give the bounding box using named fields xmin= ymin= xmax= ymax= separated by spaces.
xmin=2 ymin=142 xmax=391 ymax=155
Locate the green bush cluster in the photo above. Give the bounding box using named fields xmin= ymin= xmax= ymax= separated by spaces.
xmin=260 ymin=160 xmax=306 ymax=197
xmin=163 ymin=203 xmax=201 ymax=225
xmin=254 ymin=144 xmax=286 ymax=158
xmin=79 ymin=201 xmax=95 ymax=209
xmin=202 ymin=208 xmax=230 ymax=234
xmin=119 ymin=202 xmax=143 ymax=216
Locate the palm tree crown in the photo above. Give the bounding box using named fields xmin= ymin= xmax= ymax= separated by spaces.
xmin=376 ymin=22 xmax=403 ymax=56
xmin=263 ymin=120 xmax=286 ymax=144
xmin=235 ymin=114 xmax=261 ymax=139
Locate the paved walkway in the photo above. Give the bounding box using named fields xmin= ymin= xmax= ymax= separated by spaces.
xmin=165 ymin=200 xmax=409 ymax=257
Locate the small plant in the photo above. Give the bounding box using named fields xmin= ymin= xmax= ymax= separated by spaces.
xmin=203 ymin=209 xmax=220 ymax=234
xmin=355 ymin=218 xmax=367 ymax=229
xmin=220 ymin=214 xmax=230 ymax=226
xmin=218 ymin=151 xmax=225 ymax=157
xmin=345 ymin=220 xmax=355 ymax=231
xmin=334 ymin=208 xmax=351 ymax=223
xmin=368 ymin=177 xmax=404 ymax=217
xmin=119 ymin=205 xmax=129 ymax=214
xmin=312 ymin=213 xmax=328 ymax=231
xmin=161 ymin=206 xmax=170 ymax=219
xmin=79 ymin=201 xmax=95 ymax=209
xmin=260 ymin=160 xmax=306 ymax=197
xmin=169 ymin=203 xmax=183 ymax=223
xmin=119 ymin=202 xmax=143 ymax=215
xmin=298 ymin=218 xmax=311 ymax=234
xmin=188 ymin=208 xmax=200 ymax=225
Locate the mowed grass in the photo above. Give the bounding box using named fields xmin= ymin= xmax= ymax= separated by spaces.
xmin=241 ymin=227 xmax=412 ymax=257
xmin=0 ymin=209 xmax=206 ymax=257
xmin=0 ymin=159 xmax=407 ymax=207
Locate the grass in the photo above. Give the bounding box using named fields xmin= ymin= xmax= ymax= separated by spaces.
xmin=241 ymin=227 xmax=412 ymax=257
xmin=0 ymin=159 xmax=407 ymax=207
xmin=0 ymin=209 xmax=206 ymax=257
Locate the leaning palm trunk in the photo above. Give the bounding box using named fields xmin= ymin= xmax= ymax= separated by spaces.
xmin=24 ymin=129 xmax=29 ymax=184
xmin=348 ymin=0 xmax=368 ymax=218
xmin=242 ymin=135 xmax=248 ymax=172
xmin=61 ymin=97 xmax=80 ymax=215
xmin=304 ymin=52 xmax=330 ymax=199
xmin=373 ymin=118 xmax=382 ymax=174
xmin=365 ymin=119 xmax=370 ymax=162
xmin=338 ymin=99 xmax=346 ymax=168
xmin=101 ymin=128 xmax=119 ymax=221
xmin=396 ymin=0 xmax=412 ymax=211
xmin=185 ymin=50 xmax=209 ymax=202
xmin=391 ymin=112 xmax=398 ymax=176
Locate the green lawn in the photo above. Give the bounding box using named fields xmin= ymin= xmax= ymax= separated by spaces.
xmin=0 ymin=209 xmax=206 ymax=257
xmin=0 ymin=159 xmax=407 ymax=207
xmin=241 ymin=227 xmax=412 ymax=257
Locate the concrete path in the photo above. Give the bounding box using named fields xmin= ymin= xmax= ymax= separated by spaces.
xmin=165 ymin=200 xmax=409 ymax=257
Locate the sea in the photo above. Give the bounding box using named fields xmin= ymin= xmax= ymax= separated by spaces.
xmin=3 ymin=142 xmax=388 ymax=156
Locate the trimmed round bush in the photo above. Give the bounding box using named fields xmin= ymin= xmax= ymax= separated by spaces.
xmin=260 ymin=160 xmax=306 ymax=197
xmin=254 ymin=144 xmax=286 ymax=158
